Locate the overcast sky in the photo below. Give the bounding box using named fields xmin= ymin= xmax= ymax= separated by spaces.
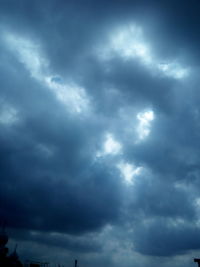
xmin=1 ymin=1 xmax=200 ymax=266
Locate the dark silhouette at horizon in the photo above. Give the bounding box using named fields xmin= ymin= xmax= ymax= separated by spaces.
xmin=0 ymin=222 xmax=23 ymax=267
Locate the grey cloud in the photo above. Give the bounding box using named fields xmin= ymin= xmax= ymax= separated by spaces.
xmin=133 ymin=218 xmax=200 ymax=256
xmin=0 ymin=35 xmax=123 ymax=236
xmin=1 ymin=1 xmax=200 ymax=266
xmin=130 ymin=178 xmax=195 ymax=221
xmin=10 ymin=229 xmax=101 ymax=253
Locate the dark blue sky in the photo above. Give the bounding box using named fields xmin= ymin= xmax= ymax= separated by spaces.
xmin=1 ymin=1 xmax=200 ymax=266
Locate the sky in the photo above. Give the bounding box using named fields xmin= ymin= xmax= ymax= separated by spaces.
xmin=1 ymin=0 xmax=200 ymax=266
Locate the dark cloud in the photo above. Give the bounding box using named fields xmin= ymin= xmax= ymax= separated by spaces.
xmin=10 ymin=228 xmax=101 ymax=253
xmin=1 ymin=1 xmax=200 ymax=266
xmin=0 ymin=30 xmax=123 ymax=236
xmin=133 ymin=218 xmax=200 ymax=256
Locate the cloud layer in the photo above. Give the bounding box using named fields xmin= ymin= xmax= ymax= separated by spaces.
xmin=1 ymin=1 xmax=200 ymax=266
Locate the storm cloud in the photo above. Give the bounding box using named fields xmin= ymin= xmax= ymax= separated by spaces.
xmin=1 ymin=1 xmax=200 ymax=266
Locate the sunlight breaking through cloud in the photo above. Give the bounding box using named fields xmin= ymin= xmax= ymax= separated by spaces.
xmin=136 ymin=110 xmax=154 ymax=141
xmin=117 ymin=161 xmax=143 ymax=185
xmin=110 ymin=25 xmax=152 ymax=65
xmin=3 ymin=32 xmax=90 ymax=114
xmin=97 ymin=133 xmax=122 ymax=157
xmin=157 ymin=63 xmax=188 ymax=79
xmin=45 ymin=76 xmax=90 ymax=114
xmin=4 ymin=32 xmax=48 ymax=80
xmin=99 ymin=24 xmax=189 ymax=80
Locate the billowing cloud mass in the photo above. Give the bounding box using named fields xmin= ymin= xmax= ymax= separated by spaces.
xmin=1 ymin=1 xmax=200 ymax=266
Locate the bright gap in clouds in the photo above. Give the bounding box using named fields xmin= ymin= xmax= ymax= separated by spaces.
xmin=45 ymin=76 xmax=90 ymax=114
xmin=97 ymin=133 xmax=122 ymax=157
xmin=100 ymin=24 xmax=189 ymax=80
xmin=96 ymin=133 xmax=143 ymax=185
xmin=4 ymin=33 xmax=47 ymax=80
xmin=110 ymin=25 xmax=152 ymax=65
xmin=136 ymin=110 xmax=154 ymax=141
xmin=3 ymin=32 xmax=90 ymax=114
xmin=117 ymin=161 xmax=143 ymax=185
xmin=157 ymin=62 xmax=189 ymax=79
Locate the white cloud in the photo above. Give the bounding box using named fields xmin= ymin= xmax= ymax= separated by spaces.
xmin=97 ymin=133 xmax=122 ymax=157
xmin=117 ymin=161 xmax=143 ymax=185
xmin=157 ymin=62 xmax=188 ymax=79
xmin=4 ymin=32 xmax=48 ymax=80
xmin=136 ymin=110 xmax=154 ymax=141
xmin=3 ymin=32 xmax=90 ymax=114
xmin=98 ymin=24 xmax=189 ymax=80
xmin=110 ymin=25 xmax=152 ymax=65
xmin=45 ymin=76 xmax=90 ymax=114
